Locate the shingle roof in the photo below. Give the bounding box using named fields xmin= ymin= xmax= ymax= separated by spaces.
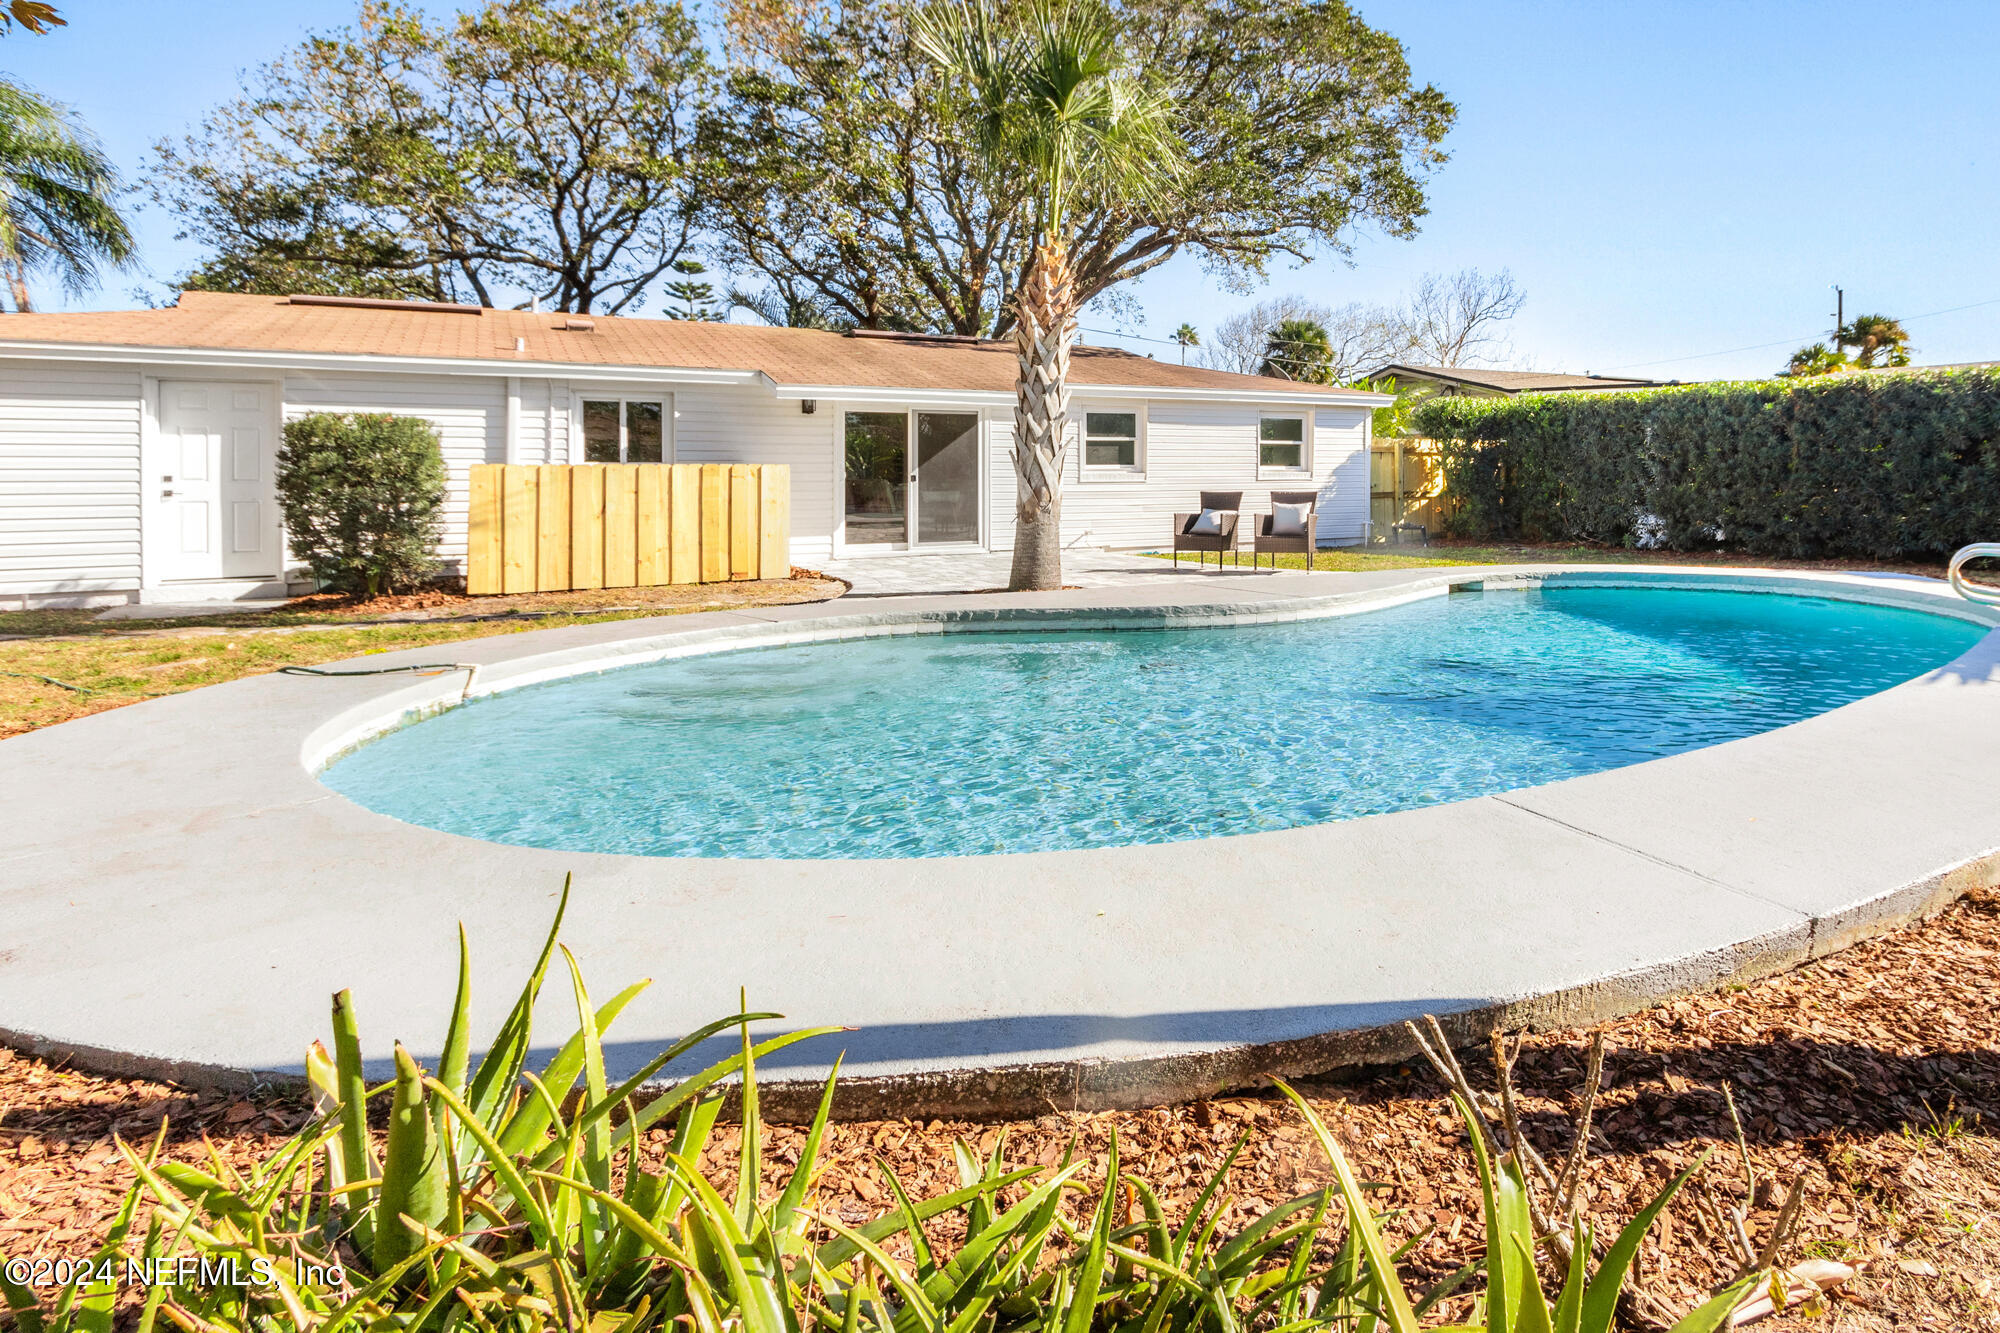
xmin=0 ymin=291 xmax=1370 ymax=398
xmin=1364 ymin=362 xmax=1664 ymax=394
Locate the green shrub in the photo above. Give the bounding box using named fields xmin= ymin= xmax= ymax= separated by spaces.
xmin=4 ymin=877 xmax=1765 ymax=1333
xmin=1412 ymin=368 xmax=2000 ymax=559
xmin=276 ymin=412 xmax=448 ymax=597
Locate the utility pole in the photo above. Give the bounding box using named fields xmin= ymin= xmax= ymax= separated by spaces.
xmin=1831 ymin=285 xmax=1844 ymax=342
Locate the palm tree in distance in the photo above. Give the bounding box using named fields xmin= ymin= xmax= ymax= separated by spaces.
xmin=0 ymin=78 xmax=133 ymax=311
xmin=1260 ymin=318 xmax=1335 ymax=383
xmin=1836 ymin=313 xmax=1911 ymax=369
xmin=915 ymin=0 xmax=1181 ymax=591
xmin=1172 ymin=321 xmax=1199 ymax=364
xmin=1784 ymin=342 xmax=1849 ymax=378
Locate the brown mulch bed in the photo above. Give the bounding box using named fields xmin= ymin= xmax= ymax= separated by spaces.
xmin=4 ymin=890 xmax=1998 ymax=1329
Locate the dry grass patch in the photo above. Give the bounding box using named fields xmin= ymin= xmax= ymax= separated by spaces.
xmin=0 ymin=575 xmax=844 ymax=738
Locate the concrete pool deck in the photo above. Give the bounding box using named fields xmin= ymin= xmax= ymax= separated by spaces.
xmin=3 ymin=563 xmax=1998 ymax=1118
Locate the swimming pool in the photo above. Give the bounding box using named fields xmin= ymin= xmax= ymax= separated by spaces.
xmin=320 ymin=586 xmax=1985 ymax=859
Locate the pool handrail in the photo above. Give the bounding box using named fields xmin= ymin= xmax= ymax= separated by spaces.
xmin=1948 ymin=542 xmax=2000 ymax=605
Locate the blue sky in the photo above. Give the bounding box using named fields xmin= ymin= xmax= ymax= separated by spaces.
xmin=12 ymin=0 xmax=2000 ymax=380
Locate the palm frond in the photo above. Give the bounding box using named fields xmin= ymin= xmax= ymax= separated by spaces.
xmin=911 ymin=0 xmax=1182 ymax=237
xmin=0 ymin=77 xmax=134 ymax=303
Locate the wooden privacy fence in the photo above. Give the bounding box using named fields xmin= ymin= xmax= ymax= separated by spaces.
xmin=1369 ymin=438 xmax=1448 ymax=539
xmin=466 ymin=463 xmax=790 ymax=595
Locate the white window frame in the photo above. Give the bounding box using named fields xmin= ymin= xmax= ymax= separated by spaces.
xmin=1257 ymin=412 xmax=1311 ymax=478
xmin=574 ymin=393 xmax=672 ymax=464
xmin=1076 ymin=401 xmax=1146 ymax=483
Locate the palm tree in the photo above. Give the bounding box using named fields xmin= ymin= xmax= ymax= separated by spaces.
xmin=1836 ymin=313 xmax=1911 ymax=369
xmin=1784 ymin=342 xmax=1849 ymax=378
xmin=1260 ymin=318 xmax=1335 ymax=383
xmin=1171 ymin=321 xmax=1199 ymax=364
xmin=0 ymin=78 xmax=132 ymax=311
xmin=915 ymin=0 xmax=1180 ymax=590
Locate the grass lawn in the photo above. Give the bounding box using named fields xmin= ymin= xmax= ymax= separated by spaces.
xmin=1140 ymin=539 xmax=1974 ymax=579
xmin=0 ymin=577 xmax=844 ymax=738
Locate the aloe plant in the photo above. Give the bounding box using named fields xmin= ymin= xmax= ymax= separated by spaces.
xmin=1276 ymin=1081 xmax=1764 ymax=1333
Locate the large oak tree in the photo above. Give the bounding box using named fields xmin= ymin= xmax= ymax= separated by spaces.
xmin=705 ymin=0 xmax=1455 ymax=336
xmin=151 ymin=0 xmax=714 ymax=313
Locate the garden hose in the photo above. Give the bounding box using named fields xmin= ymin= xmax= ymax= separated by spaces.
xmin=1 ymin=671 xmax=89 ymax=693
xmin=279 ymin=661 xmax=483 ymax=700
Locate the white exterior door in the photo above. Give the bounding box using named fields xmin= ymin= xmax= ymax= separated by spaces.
xmin=155 ymin=382 xmax=279 ymax=582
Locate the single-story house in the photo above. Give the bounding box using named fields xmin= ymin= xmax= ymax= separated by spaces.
xmin=0 ymin=292 xmax=1389 ymax=608
xmin=1360 ymin=363 xmax=1668 ymax=397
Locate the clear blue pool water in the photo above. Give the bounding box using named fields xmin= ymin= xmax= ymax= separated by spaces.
xmin=321 ymin=587 xmax=1986 ymax=859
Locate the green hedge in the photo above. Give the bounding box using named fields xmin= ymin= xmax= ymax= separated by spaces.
xmin=1411 ymin=369 xmax=2000 ymax=559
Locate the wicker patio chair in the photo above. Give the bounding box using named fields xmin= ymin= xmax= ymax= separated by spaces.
xmin=1171 ymin=490 xmax=1244 ymax=568
xmin=1251 ymin=490 xmax=1320 ymax=571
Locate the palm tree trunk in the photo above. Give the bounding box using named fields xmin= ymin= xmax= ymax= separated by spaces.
xmin=1008 ymin=238 xmax=1074 ymax=591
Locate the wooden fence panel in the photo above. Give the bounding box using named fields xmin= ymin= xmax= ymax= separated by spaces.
xmin=569 ymin=466 xmax=604 ymax=590
xmin=535 ymin=465 xmax=570 ymax=591
xmin=759 ymin=466 xmax=789 ymax=579
xmin=1368 ymin=440 xmax=1448 ymax=542
xmin=501 ymin=465 xmax=537 ymax=594
xmin=729 ymin=464 xmax=757 ymax=580
xmin=669 ymin=464 xmax=700 ymax=584
xmin=635 ymin=466 xmax=671 ymax=586
xmin=465 ymin=462 xmax=790 ymax=594
xmin=603 ymin=464 xmax=638 ymax=587
xmin=467 ymin=466 xmax=502 ymax=595
xmin=699 ymin=464 xmax=729 ymax=583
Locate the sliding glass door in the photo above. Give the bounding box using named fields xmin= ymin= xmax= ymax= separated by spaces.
xmin=915 ymin=412 xmax=980 ymax=545
xmin=843 ymin=409 xmax=982 ymax=548
xmin=843 ymin=411 xmax=907 ymax=544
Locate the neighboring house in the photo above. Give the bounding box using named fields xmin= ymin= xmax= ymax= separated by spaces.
xmin=1359 ymin=363 xmax=1668 ymax=397
xmin=0 ymin=292 xmax=1388 ymax=609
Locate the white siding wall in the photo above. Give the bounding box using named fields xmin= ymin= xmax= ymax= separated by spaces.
xmin=987 ymin=400 xmax=1373 ymax=552
xmin=0 ymin=359 xmax=143 ymax=604
xmin=0 ymin=354 xmax=1373 ymax=600
xmin=1312 ymin=407 xmax=1371 ymax=546
xmin=658 ymin=384 xmax=838 ymax=565
xmin=511 ymin=376 xmax=563 ymax=465
xmin=287 ymin=375 xmax=837 ymax=572
xmin=283 ymin=371 xmax=506 ymax=569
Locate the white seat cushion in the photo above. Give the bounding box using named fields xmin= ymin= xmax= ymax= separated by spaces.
xmin=1188 ymin=508 xmax=1230 ymax=536
xmin=1269 ymin=502 xmax=1311 ymax=537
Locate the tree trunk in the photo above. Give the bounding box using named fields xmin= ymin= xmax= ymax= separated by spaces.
xmin=6 ymin=261 xmax=31 ymax=313
xmin=1008 ymin=238 xmax=1074 ymax=591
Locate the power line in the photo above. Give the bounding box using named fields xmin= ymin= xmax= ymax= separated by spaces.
xmin=1079 ymin=323 xmax=1185 ymax=348
xmin=1598 ymin=295 xmax=2000 ymax=373
xmin=1077 ymin=323 xmax=1362 ymax=377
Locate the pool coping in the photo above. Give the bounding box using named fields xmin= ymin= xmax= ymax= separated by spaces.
xmin=3 ymin=562 xmax=1998 ymax=1119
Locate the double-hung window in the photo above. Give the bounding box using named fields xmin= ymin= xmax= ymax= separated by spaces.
xmin=1082 ymin=409 xmax=1141 ymax=473
xmin=580 ymin=398 xmax=666 ymax=463
xmin=1259 ymin=415 xmax=1307 ymax=471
